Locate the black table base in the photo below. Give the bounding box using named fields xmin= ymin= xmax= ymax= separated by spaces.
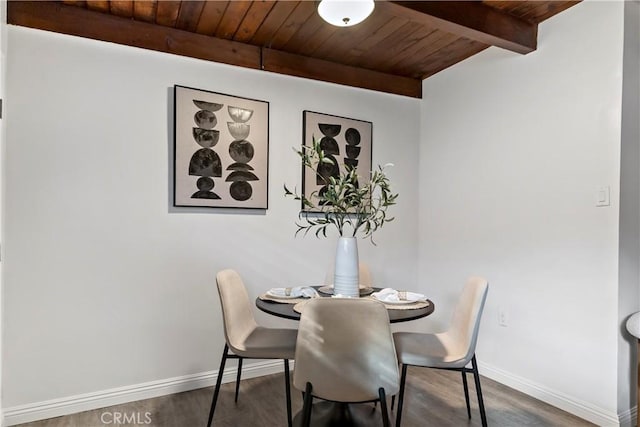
xmin=292 ymin=401 xmax=389 ymax=427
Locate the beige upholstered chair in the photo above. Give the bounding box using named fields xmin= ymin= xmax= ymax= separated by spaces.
xmin=293 ymin=298 xmax=399 ymax=427
xmin=324 ymin=262 xmax=373 ymax=286
xmin=393 ymin=277 xmax=489 ymax=427
xmin=206 ymin=269 xmax=297 ymax=427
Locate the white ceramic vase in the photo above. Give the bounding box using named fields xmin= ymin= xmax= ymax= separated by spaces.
xmin=333 ymin=236 xmax=360 ymax=298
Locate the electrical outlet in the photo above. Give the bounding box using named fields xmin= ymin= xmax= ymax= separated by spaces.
xmin=498 ymin=308 xmax=508 ymax=327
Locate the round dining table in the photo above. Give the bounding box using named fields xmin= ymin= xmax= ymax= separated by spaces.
xmin=255 ymin=286 xmax=435 ymax=427
xmin=255 ymin=286 xmax=434 ymax=323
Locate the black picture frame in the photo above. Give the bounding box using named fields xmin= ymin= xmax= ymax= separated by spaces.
xmin=173 ymin=85 xmax=269 ymax=209
xmin=301 ymin=110 xmax=373 ymax=213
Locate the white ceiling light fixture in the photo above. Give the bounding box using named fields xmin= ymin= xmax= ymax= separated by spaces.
xmin=317 ymin=0 xmax=375 ymax=27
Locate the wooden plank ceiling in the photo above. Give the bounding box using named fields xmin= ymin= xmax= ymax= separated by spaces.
xmin=7 ymin=0 xmax=579 ymax=98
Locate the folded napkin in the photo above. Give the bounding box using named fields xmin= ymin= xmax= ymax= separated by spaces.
xmin=371 ymin=288 xmax=426 ymax=303
xmin=268 ymin=286 xmax=319 ymax=298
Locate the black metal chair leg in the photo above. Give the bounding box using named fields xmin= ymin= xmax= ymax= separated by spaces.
xmin=379 ymin=388 xmax=390 ymax=427
xmin=284 ymin=359 xmax=292 ymax=427
xmin=207 ymin=344 xmax=229 ymax=427
xmin=461 ymin=368 xmax=471 ymax=418
xmin=391 ymin=364 xmax=400 ymax=411
xmin=471 ymin=355 xmax=488 ymax=427
xmin=395 ymin=364 xmax=408 ymax=427
xmin=301 ymin=382 xmax=314 ymax=427
xmin=234 ymin=357 xmax=243 ymax=403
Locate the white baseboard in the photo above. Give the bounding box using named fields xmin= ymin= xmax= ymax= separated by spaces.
xmin=479 ymin=362 xmax=629 ymax=427
xmin=3 ymin=359 xmax=288 ymax=426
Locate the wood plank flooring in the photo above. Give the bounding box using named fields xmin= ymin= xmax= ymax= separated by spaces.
xmin=16 ymin=367 xmax=594 ymax=427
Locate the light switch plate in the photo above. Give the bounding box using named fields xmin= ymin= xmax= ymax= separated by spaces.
xmin=596 ymin=186 xmax=610 ymax=207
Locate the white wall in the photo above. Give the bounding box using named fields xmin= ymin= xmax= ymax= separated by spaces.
xmin=0 ymin=1 xmax=6 ymax=425
xmin=1 ymin=25 xmax=421 ymax=417
xmin=418 ymin=1 xmax=625 ymax=424
xmin=618 ymin=0 xmax=640 ymax=421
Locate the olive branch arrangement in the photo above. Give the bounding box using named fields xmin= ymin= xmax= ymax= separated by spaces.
xmin=284 ymin=137 xmax=398 ymax=243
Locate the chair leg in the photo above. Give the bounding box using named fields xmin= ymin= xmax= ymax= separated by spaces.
xmin=391 ymin=363 xmax=401 ymax=411
xmin=471 ymin=355 xmax=488 ymax=427
xmin=207 ymin=344 xmax=229 ymax=427
xmin=284 ymin=359 xmax=292 ymax=427
xmin=302 ymin=382 xmax=314 ymax=427
xmin=461 ymin=368 xmax=471 ymax=418
xmin=379 ymin=388 xmax=390 ymax=427
xmin=395 ymin=364 xmax=408 ymax=427
xmin=234 ymin=357 xmax=243 ymax=403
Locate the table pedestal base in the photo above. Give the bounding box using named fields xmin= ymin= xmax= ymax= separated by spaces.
xmin=293 ymin=401 xmax=388 ymax=427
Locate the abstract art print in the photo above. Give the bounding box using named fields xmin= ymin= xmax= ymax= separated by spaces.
xmin=174 ymin=85 xmax=269 ymax=209
xmin=302 ymin=111 xmax=372 ymax=212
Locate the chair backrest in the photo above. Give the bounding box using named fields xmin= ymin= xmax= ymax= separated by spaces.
xmin=216 ymin=269 xmax=258 ymax=353
xmin=447 ymin=277 xmax=489 ymax=363
xmin=324 ymin=262 xmax=372 ymax=286
xmin=293 ymin=298 xmax=399 ymax=402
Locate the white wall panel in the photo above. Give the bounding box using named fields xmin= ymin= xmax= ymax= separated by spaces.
xmin=2 ymin=26 xmax=421 ymax=407
xmin=418 ymin=1 xmax=624 ymax=420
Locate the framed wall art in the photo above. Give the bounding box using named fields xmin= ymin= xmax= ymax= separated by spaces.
xmin=174 ymin=85 xmax=269 ymax=209
xmin=302 ymin=110 xmax=373 ymax=212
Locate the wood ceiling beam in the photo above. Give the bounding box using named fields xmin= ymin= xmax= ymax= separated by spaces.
xmin=7 ymin=1 xmax=421 ymax=98
xmin=7 ymin=1 xmax=261 ymax=70
xmin=381 ymin=1 xmax=537 ymax=54
xmin=262 ymin=49 xmax=422 ymax=98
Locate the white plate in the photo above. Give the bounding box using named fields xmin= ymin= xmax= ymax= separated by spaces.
xmin=266 ymin=290 xmax=298 ymax=299
xmin=373 ymin=296 xmax=423 ymax=305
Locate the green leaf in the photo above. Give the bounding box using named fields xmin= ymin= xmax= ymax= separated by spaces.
xmin=283 ymin=136 xmax=398 ymax=240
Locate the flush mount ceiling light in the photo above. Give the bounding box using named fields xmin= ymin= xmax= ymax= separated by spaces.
xmin=317 ymin=0 xmax=375 ymax=27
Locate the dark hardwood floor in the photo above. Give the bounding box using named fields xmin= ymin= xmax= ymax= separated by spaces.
xmin=16 ymin=367 xmax=594 ymax=426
